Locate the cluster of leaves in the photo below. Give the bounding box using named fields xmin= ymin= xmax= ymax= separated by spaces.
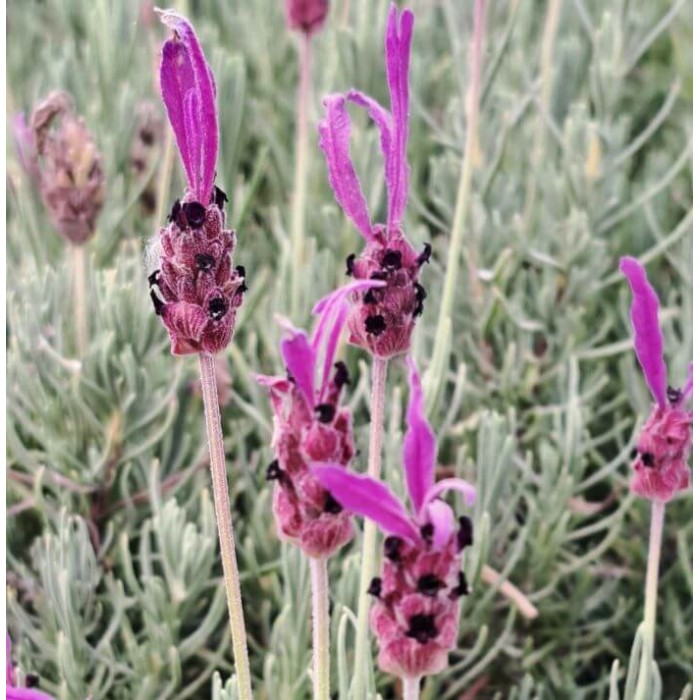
xmin=7 ymin=0 xmax=691 ymax=698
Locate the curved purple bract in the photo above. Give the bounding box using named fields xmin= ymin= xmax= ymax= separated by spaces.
xmin=403 ymin=356 xmax=436 ymax=514
xmin=159 ymin=10 xmax=218 ymax=203
xmin=619 ymin=256 xmax=667 ymax=408
xmin=318 ymin=3 xmax=414 ymax=236
xmin=312 ymin=464 xmax=421 ymax=543
xmin=384 ymin=4 xmax=413 ymax=228
xmin=279 ymin=320 xmax=317 ymax=409
xmin=318 ymin=94 xmax=375 ymax=241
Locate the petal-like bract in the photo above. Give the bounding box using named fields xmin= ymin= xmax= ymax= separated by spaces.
xmin=619 ymin=256 xmax=667 ymax=408
xmin=384 ymin=4 xmax=413 ymax=228
xmin=404 ymin=357 xmax=436 ymax=514
xmin=159 ymin=10 xmax=218 ymax=203
xmin=312 ymin=464 xmax=421 ymax=543
xmin=318 ymin=95 xmax=375 ymax=241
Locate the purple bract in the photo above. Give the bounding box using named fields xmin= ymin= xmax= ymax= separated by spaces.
xmin=318 ymin=4 xmax=429 ymax=359
xmin=313 ymin=359 xmax=476 ymax=678
xmin=620 ymin=256 xmax=692 ymax=502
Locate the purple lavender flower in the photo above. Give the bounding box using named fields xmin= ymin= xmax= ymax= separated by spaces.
xmin=149 ymin=11 xmax=245 ymax=355
xmin=313 ymin=359 xmax=476 ymax=679
xmin=285 ymin=0 xmax=329 ymax=34
xmin=6 ymin=635 xmax=55 ymax=700
xmin=318 ymin=4 xmax=429 ymax=359
xmin=29 ymin=91 xmax=105 ymax=245
xmin=257 ymin=279 xmax=385 ymax=558
xmin=620 ymin=256 xmax=692 ymax=502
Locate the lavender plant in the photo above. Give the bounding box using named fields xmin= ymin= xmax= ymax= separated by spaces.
xmin=147 ymin=10 xmax=252 ymax=698
xmin=7 ymin=0 xmax=691 ymax=698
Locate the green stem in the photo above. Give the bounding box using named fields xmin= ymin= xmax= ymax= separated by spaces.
xmin=198 ymin=353 xmax=253 ymax=700
xmin=352 ymin=357 xmax=388 ymax=700
xmin=72 ymin=244 xmax=88 ymax=356
xmin=290 ymin=31 xmax=312 ymax=319
xmin=310 ymin=556 xmax=330 ymax=700
xmin=522 ymin=0 xmax=561 ymax=231
xmin=403 ymin=676 xmax=421 ymax=700
xmin=634 ymin=499 xmax=665 ymax=700
xmin=425 ymin=0 xmax=486 ymax=410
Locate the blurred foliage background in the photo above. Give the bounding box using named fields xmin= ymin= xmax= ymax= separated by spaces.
xmin=6 ymin=0 xmax=692 ymax=698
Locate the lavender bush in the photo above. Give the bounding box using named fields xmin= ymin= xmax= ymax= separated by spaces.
xmin=7 ymin=1 xmax=691 ymax=699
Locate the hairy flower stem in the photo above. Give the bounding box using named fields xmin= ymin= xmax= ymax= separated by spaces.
xmin=310 ymin=557 xmax=331 ymax=700
xmin=72 ymin=244 xmax=88 ymax=356
xmin=198 ymin=353 xmax=253 ymax=700
xmin=290 ymin=32 xmax=312 ymax=319
xmin=403 ymin=676 xmax=421 ymax=700
xmin=426 ymin=0 xmax=485 ymax=411
xmin=634 ymin=499 xmax=665 ymax=700
xmin=352 ymin=357 xmax=388 ymax=700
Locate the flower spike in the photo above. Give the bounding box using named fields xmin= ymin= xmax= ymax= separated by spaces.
xmin=314 ymin=359 xmax=476 ymax=681
xmin=620 ymin=256 xmax=692 ymax=502
xmin=318 ymin=4 xmax=423 ymax=359
xmin=619 ymin=256 xmax=667 ymax=408
xmin=158 ymin=10 xmax=218 ymax=204
xmin=256 ymin=286 xmax=386 ymax=558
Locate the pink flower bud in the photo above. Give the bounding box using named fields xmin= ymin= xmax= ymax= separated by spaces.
xmin=285 ymin=0 xmax=329 ymax=35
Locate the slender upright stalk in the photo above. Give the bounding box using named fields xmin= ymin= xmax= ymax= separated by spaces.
xmin=522 ymin=0 xmax=561 ymax=230
xmin=72 ymin=244 xmax=88 ymax=356
xmin=310 ymin=556 xmax=331 ymax=700
xmin=352 ymin=357 xmax=388 ymax=700
xmin=198 ymin=353 xmax=253 ymax=700
xmin=403 ymin=676 xmax=421 ymax=700
xmin=425 ymin=0 xmax=486 ymax=410
xmin=634 ymin=499 xmax=665 ymax=700
xmin=290 ymin=32 xmax=312 ymax=319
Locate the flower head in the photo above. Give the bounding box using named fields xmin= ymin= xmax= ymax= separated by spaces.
xmin=6 ymin=635 xmax=55 ymax=700
xmin=29 ymin=91 xmax=105 ymax=245
xmin=257 ymin=280 xmax=384 ymax=558
xmin=318 ymin=4 xmax=428 ymax=359
xmin=285 ymin=0 xmax=329 ymax=35
xmin=313 ymin=359 xmax=476 ymax=678
xmin=620 ymin=256 xmax=692 ymax=502
xmin=148 ymin=11 xmax=246 ymax=355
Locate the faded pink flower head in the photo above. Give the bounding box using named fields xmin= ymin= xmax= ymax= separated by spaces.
xmin=319 ymin=5 xmax=429 ymax=359
xmin=148 ymin=11 xmax=246 ymax=355
xmin=285 ymin=0 xmax=329 ymax=34
xmin=314 ymin=359 xmax=476 ymax=679
xmin=257 ymin=280 xmax=384 ymax=558
xmin=6 ymin=635 xmax=55 ymax=700
xmin=29 ymin=91 xmax=105 ymax=245
xmin=620 ymin=256 xmax=692 ymax=502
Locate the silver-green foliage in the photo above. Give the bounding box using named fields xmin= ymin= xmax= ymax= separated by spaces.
xmin=7 ymin=0 xmax=691 ymax=698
